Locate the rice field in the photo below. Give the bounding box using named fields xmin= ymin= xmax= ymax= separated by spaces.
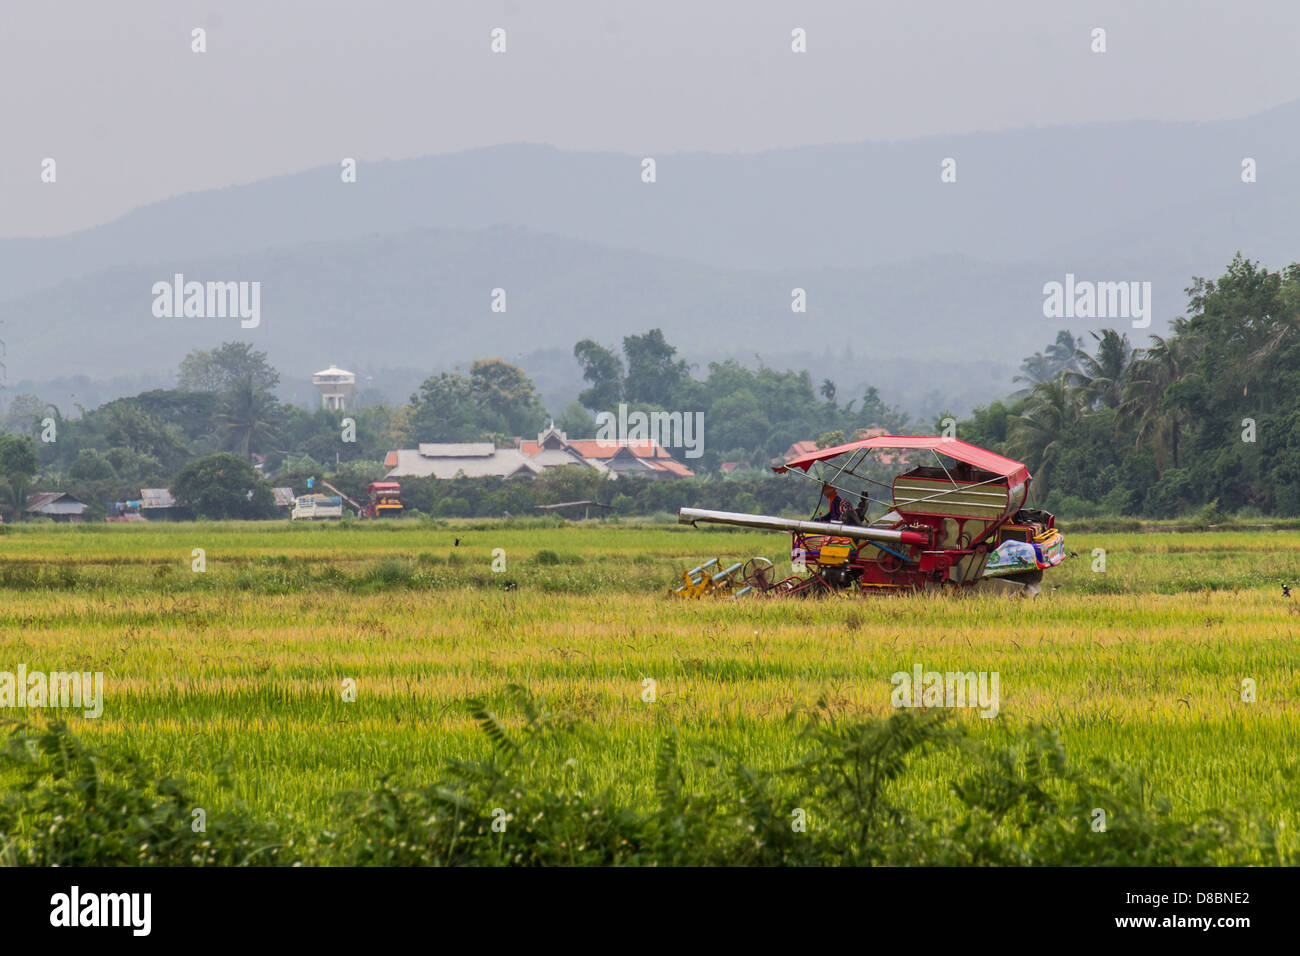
xmin=1 ymin=518 xmax=1298 ymax=861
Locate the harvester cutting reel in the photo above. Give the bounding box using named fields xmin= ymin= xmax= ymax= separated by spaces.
xmin=668 ymin=556 xmax=807 ymax=599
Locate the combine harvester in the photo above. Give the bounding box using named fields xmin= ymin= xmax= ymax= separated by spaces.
xmin=672 ymin=435 xmax=1065 ymax=598
xmin=362 ymin=481 xmax=404 ymax=518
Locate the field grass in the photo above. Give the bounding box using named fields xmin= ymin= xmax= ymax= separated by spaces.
xmin=1 ymin=518 xmax=1298 ymax=863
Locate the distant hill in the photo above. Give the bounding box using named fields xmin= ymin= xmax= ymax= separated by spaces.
xmin=2 ymin=100 xmax=1298 ymax=418
xmin=2 ymin=225 xmax=1037 ymax=417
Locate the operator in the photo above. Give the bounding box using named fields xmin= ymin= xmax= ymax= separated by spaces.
xmin=817 ymin=483 xmax=854 ymax=523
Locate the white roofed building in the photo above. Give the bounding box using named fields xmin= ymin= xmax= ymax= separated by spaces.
xmin=384 ymin=443 xmax=543 ymax=480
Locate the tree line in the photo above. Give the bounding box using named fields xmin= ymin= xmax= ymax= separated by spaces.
xmin=3 ymin=252 xmax=1295 ymax=520
xmin=955 ymin=254 xmax=1300 ymax=518
xmin=0 ymin=327 xmax=904 ymax=519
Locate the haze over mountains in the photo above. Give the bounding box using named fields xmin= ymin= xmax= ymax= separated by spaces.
xmin=3 ymin=99 xmax=1298 ymax=419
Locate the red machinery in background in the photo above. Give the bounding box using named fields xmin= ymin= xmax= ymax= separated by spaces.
xmin=364 ymin=481 xmax=404 ymax=518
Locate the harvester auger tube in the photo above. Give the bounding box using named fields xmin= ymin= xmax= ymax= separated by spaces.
xmin=677 ymin=508 xmax=931 ymax=548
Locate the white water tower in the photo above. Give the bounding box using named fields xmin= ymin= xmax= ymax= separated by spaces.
xmin=313 ymin=365 xmax=355 ymax=410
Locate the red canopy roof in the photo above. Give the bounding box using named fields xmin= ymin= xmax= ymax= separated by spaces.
xmin=772 ymin=435 xmax=1030 ymax=486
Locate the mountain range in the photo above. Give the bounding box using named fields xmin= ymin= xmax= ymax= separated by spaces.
xmin=3 ymin=99 xmax=1298 ymax=420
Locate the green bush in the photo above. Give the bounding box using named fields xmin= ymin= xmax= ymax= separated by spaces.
xmin=0 ymin=721 xmax=293 ymax=866
xmin=335 ymin=689 xmax=1264 ymax=867
xmin=0 ymin=695 xmax=1276 ymax=867
xmin=359 ymin=558 xmax=416 ymax=589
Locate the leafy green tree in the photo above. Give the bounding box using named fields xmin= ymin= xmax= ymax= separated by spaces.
xmin=172 ymin=453 xmax=276 ymax=519
xmin=956 ymin=398 xmax=1022 ymax=451
xmin=98 ymin=401 xmax=192 ymax=474
xmin=469 ymin=358 xmax=547 ymax=436
xmin=573 ymin=340 xmax=625 ymax=411
xmin=0 ymin=433 xmax=38 ymax=481
xmin=409 ymin=372 xmax=482 ymax=442
xmin=69 ymin=449 xmax=117 ymax=482
xmin=622 ymin=329 xmax=688 ymax=406
xmin=104 ymin=448 xmax=167 ymax=485
xmin=555 ymin=400 xmax=596 ymax=436
xmin=1185 ymin=256 xmax=1295 ymax=408
xmin=0 ymin=434 xmax=38 ymax=521
xmin=409 ymin=361 xmax=547 ymax=443
xmin=130 ymin=390 xmax=222 ymax=442
xmin=858 ymin=385 xmax=906 ymax=431
xmin=0 ymin=394 xmax=46 ymax=437
xmin=178 ymin=342 xmax=281 ymax=394
xmin=531 ymin=463 xmax=611 ymax=506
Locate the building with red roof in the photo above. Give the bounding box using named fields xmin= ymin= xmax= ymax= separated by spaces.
xmin=517 ymin=423 xmax=694 ymax=479
xmin=384 ymin=424 xmax=694 ymax=481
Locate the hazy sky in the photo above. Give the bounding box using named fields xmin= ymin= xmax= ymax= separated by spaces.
xmin=3 ymin=0 xmax=1298 ymax=237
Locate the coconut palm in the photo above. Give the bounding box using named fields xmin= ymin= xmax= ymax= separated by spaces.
xmin=1013 ymin=330 xmax=1080 ymax=395
xmin=217 ymin=377 xmax=282 ymax=462
xmin=1006 ymin=373 xmax=1085 ymax=488
xmin=1012 ymin=352 xmax=1054 ymax=393
xmin=1070 ymin=329 xmax=1135 ymax=409
xmin=1044 ymin=330 xmax=1080 ymax=372
xmin=1119 ymin=325 xmax=1197 ymax=469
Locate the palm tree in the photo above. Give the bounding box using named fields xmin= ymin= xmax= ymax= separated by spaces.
xmin=1119 ymin=327 xmax=1196 ymax=469
xmin=1013 ymin=330 xmax=1080 ymax=395
xmin=1006 ymin=374 xmax=1084 ymax=488
xmin=218 ymin=378 xmax=281 ymax=462
xmin=1070 ymin=329 xmax=1135 ymax=409
xmin=1012 ymin=352 xmax=1054 ymax=394
xmin=1044 ymin=330 xmax=1080 ymax=372
xmin=819 ymin=379 xmax=837 ymax=404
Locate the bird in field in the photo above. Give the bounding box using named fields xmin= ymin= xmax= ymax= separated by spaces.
xmin=454 ymin=537 xmax=460 ymax=547
xmin=1283 ymin=584 xmax=1291 ymax=597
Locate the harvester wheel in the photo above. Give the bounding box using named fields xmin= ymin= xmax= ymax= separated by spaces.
xmin=876 ymin=550 xmax=904 ymax=574
xmin=742 ymin=556 xmax=775 ymax=590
